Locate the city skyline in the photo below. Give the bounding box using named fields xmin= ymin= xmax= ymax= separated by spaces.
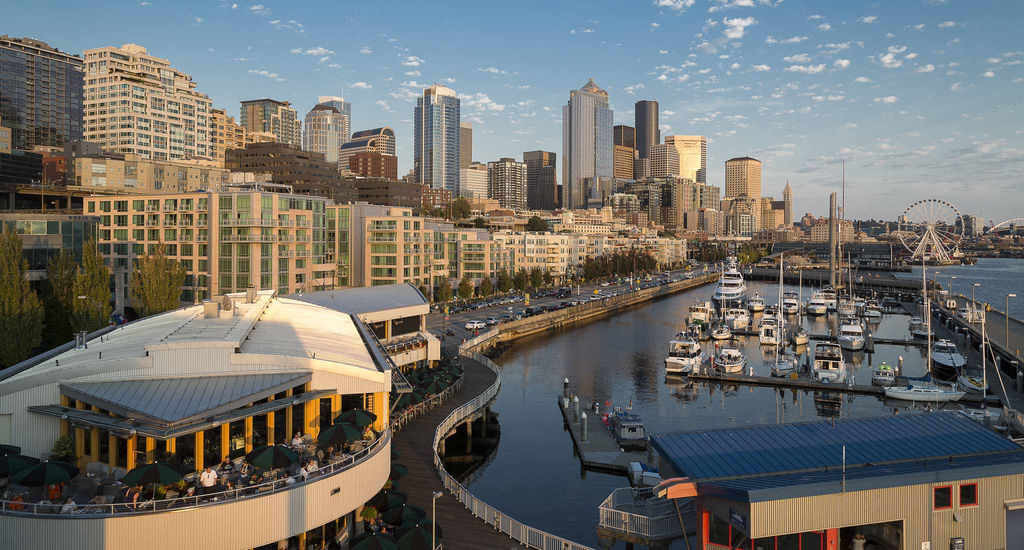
xmin=4 ymin=0 xmax=1023 ymax=220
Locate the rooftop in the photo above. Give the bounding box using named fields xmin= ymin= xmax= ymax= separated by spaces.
xmin=286 ymin=283 xmax=428 ymax=317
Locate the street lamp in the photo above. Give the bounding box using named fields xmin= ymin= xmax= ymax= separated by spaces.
xmin=1008 ymin=293 xmax=1017 ymax=351
xmin=431 ymin=490 xmax=443 ymax=550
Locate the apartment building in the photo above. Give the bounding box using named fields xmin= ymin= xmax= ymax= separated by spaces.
xmin=239 ymin=99 xmax=300 ymax=147
xmin=73 ymin=153 xmax=228 ymax=194
xmin=210 ymin=108 xmax=247 ymax=165
xmin=493 ymin=231 xmax=571 ymax=280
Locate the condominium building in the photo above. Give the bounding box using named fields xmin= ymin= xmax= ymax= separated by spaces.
xmin=724 ymin=156 xmax=762 ymax=199
xmin=0 ymin=115 xmax=10 ymax=154
xmin=348 ymin=152 xmax=398 ymax=180
xmin=343 ymin=177 xmax=422 ymax=209
xmin=303 ymin=97 xmax=350 ymax=165
xmin=72 ymin=153 xmax=228 ymax=194
xmin=562 ymin=79 xmax=613 ymax=210
xmin=210 ymin=108 xmax=247 ymax=165
xmin=487 ymin=157 xmax=527 ymax=211
xmin=85 ymin=190 xmax=336 ymax=311
xmin=83 ymin=44 xmax=213 ymax=161
xmin=224 ymin=142 xmax=344 ymax=198
xmin=613 ymin=125 xmax=636 ymax=180
xmin=240 ymin=99 xmax=300 ymax=148
xmin=634 ymin=100 xmax=659 ymax=159
xmin=0 ymin=36 xmax=84 ymax=150
xmin=664 ymin=135 xmax=707 ymax=184
xmin=493 ymin=231 xmax=571 ymax=280
xmin=649 ymin=143 xmax=680 ymax=178
xmin=459 ymin=161 xmax=488 ymax=200
xmin=459 ymin=122 xmax=472 ymax=169
xmin=523 ymin=150 xmax=558 ymax=210
xmin=414 ymin=85 xmax=460 ymax=194
xmin=346 ymin=203 xmax=433 ymax=288
xmin=339 ymin=127 xmax=396 ymax=176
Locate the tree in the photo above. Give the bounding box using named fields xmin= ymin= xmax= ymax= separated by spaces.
xmin=513 ymin=268 xmax=529 ymax=291
xmin=0 ymin=229 xmax=44 ymax=366
xmin=526 ymin=216 xmax=548 ymax=232
xmin=43 ymin=250 xmax=77 ymax=346
xmin=457 ymin=276 xmax=474 ymax=300
xmin=131 ymin=244 xmax=187 ymax=317
xmin=471 ymin=217 xmax=487 ymax=228
xmin=496 ymin=270 xmax=512 ymax=293
xmin=529 ymin=267 xmax=544 ymax=289
xmin=542 ymin=270 xmax=554 ymax=286
xmin=71 ymin=239 xmax=111 ymax=332
xmin=435 ymin=280 xmax=453 ymax=303
xmin=451 ymin=198 xmax=472 ymax=220
xmin=478 ymin=277 xmax=493 ymax=297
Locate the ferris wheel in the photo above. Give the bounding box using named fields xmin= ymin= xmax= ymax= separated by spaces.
xmin=897 ymin=198 xmax=964 ymax=263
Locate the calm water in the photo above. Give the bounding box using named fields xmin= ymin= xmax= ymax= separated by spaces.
xmin=901 ymin=257 xmax=1024 ymax=319
xmin=466 ymin=280 xmax=959 ymax=547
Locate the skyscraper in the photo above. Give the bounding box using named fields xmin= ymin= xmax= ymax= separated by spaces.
xmin=488 ymin=157 xmax=527 ymax=211
xmin=664 ymin=135 xmax=707 ymax=184
xmin=613 ymin=125 xmax=636 ymax=180
xmin=0 ymin=36 xmax=83 ymax=151
xmin=84 ymin=44 xmax=212 ymax=160
xmin=562 ymin=79 xmax=613 ymax=210
xmin=523 ymin=150 xmax=557 ymax=210
xmin=339 ymin=127 xmax=396 ymax=177
xmin=634 ymin=100 xmax=660 ymax=159
xmin=240 ymin=98 xmax=301 ymax=147
xmin=725 ymin=156 xmax=762 ymax=199
xmin=649 ymin=143 xmax=680 ymax=178
xmin=414 ymin=85 xmax=460 ymax=194
xmin=460 ymin=122 xmax=472 ymax=169
xmin=460 ymin=161 xmax=488 ymax=199
xmin=303 ymin=97 xmax=350 ymax=165
xmin=783 ymin=181 xmax=793 ymax=226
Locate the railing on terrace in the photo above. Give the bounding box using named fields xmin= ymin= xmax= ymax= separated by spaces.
xmin=0 ymin=430 xmax=390 ymax=518
xmin=598 ymin=488 xmax=682 ymax=541
xmin=389 ymin=378 xmax=463 ymax=433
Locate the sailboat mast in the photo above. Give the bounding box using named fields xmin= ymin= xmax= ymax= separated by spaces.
xmin=778 ymin=252 xmax=784 ymax=361
xmin=923 ymin=259 xmax=932 ymax=376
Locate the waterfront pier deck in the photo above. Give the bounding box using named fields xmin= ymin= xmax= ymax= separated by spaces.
xmin=558 ymin=395 xmax=651 ymax=476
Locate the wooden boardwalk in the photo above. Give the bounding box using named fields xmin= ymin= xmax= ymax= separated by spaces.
xmin=391 ymin=357 xmax=522 ymax=549
xmin=558 ymin=396 xmax=650 ymax=476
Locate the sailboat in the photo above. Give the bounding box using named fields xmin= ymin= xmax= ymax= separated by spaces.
xmin=791 ymin=268 xmax=809 ymax=346
xmin=884 ymin=261 xmax=965 ymax=402
xmin=771 ymin=253 xmax=797 ymax=376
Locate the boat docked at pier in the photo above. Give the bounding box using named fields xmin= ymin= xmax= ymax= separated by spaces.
xmin=812 ymin=342 xmax=846 ymax=383
xmin=931 ymin=339 xmax=967 ymax=379
xmin=747 ymin=293 xmax=766 ymax=312
xmin=957 ymin=373 xmax=988 ymax=394
xmin=724 ymin=308 xmax=750 ymax=330
xmin=908 ymin=317 xmax=932 ymax=339
xmin=805 ymin=292 xmax=829 ymax=316
xmin=665 ymin=332 xmax=704 ymax=375
xmin=884 ymin=383 xmax=964 ymax=402
xmin=712 ymin=258 xmax=747 ymax=306
xmin=862 ymin=300 xmax=883 ymax=321
xmin=712 ymin=341 xmax=746 ymax=373
xmin=871 ymin=362 xmax=896 ymax=386
xmin=710 ymin=324 xmax=732 ymax=341
xmin=837 ymin=317 xmax=866 ymax=351
xmin=791 ymin=326 xmax=809 ymax=346
xmin=759 ymin=317 xmax=780 ymax=346
xmin=688 ymin=301 xmax=714 ymax=328
xmin=781 ymin=292 xmax=800 ymax=315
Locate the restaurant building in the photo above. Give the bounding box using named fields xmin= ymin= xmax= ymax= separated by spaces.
xmin=651 ymin=412 xmax=1024 ymax=550
xmin=0 ymin=288 xmax=401 ymax=549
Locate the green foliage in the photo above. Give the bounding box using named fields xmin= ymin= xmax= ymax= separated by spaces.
xmin=42 ymin=250 xmax=77 ymax=347
xmin=580 ymin=249 xmax=658 ymax=280
xmin=360 ymin=506 xmax=379 ymax=523
xmin=736 ymin=244 xmax=767 ymax=265
xmin=496 ymin=270 xmax=512 ymax=293
xmin=525 ymin=216 xmax=548 ymax=232
xmin=542 ymin=270 xmax=554 ymax=286
xmin=451 ymin=198 xmax=472 ymax=220
xmin=131 ymin=244 xmax=187 ymax=317
xmin=50 ymin=434 xmax=75 ymax=463
xmin=457 ymin=276 xmax=474 ymax=300
xmin=435 ymin=280 xmax=453 ymax=303
xmin=471 ymin=217 xmax=487 ymax=228
xmin=513 ymin=268 xmax=529 ymax=291
xmin=478 ymin=277 xmax=493 ymax=297
xmin=71 ymin=239 xmax=111 ymax=332
xmin=0 ymin=230 xmax=44 ymax=367
xmin=529 ymin=267 xmax=544 ymax=289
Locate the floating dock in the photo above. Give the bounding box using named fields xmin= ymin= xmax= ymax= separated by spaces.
xmin=557 ymin=392 xmax=653 ymax=476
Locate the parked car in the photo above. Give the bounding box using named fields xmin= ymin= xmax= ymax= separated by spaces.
xmin=465 ymin=320 xmax=486 ymax=330
xmin=485 ymin=317 xmax=499 ymax=326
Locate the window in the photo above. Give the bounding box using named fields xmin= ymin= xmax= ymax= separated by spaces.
xmin=934 ymin=486 xmax=953 ymax=510
xmin=960 ymin=483 xmax=978 ymax=507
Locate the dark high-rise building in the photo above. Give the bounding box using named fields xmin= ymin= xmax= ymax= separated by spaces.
xmin=0 ymin=36 xmax=83 ymax=151
xmin=613 ymin=125 xmax=635 ymax=148
xmin=224 ymin=142 xmax=344 ymax=199
xmin=523 ymin=150 xmax=558 ymax=210
xmin=613 ymin=125 xmax=636 ymax=180
xmin=634 ymin=100 xmax=660 ymax=159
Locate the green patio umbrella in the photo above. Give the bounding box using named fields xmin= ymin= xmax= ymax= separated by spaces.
xmin=9 ymin=461 xmax=77 ymax=486
xmin=0 ymin=444 xmax=21 ymax=456
xmin=335 ymin=409 xmax=377 ymax=429
xmin=381 ymin=503 xmax=425 ymax=525
xmin=244 ymin=445 xmax=299 ymax=470
xmin=368 ymin=489 xmax=407 ymax=512
xmin=398 ymin=519 xmax=441 ymax=539
xmin=351 ymin=532 xmax=398 ymax=550
xmin=396 ymin=522 xmax=443 ymax=550
xmin=120 ymin=462 xmax=184 ymax=486
xmin=393 ymin=393 xmax=424 ymax=409
xmin=317 ymin=422 xmax=364 ymax=448
xmin=389 ymin=463 xmax=408 ymax=481
xmin=0 ymin=454 xmax=39 ymax=476
xmin=420 ymin=381 xmax=445 ymax=395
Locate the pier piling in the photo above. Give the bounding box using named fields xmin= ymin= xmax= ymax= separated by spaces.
xmin=573 ymin=395 xmax=580 ymax=422
xmin=581 ymin=412 xmax=588 ymax=442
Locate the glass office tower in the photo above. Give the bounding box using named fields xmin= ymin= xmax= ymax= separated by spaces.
xmin=0 ymin=36 xmax=84 ymax=150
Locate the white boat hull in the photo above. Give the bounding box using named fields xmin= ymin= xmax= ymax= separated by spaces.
xmin=665 ymin=354 xmax=703 ymax=375
xmin=806 ymin=304 xmax=827 ymax=316
xmin=884 ymin=385 xmax=965 ymax=402
xmin=838 ymin=336 xmax=865 ymax=351
xmin=791 ymin=332 xmax=809 ymax=346
xmin=957 ymin=375 xmax=987 ymax=393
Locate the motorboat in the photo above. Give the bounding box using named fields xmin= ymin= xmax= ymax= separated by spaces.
xmin=908 ymin=317 xmax=931 ymax=339
xmin=759 ymin=320 xmax=780 ymax=346
xmin=770 ymin=351 xmax=798 ymax=377
xmin=806 ymin=293 xmax=829 ymax=316
xmin=712 ymin=258 xmax=747 ymax=305
xmin=790 ymin=326 xmax=809 ymax=346
xmin=608 ymin=408 xmax=648 ymax=450
xmin=862 ymin=300 xmax=883 ymax=321
xmin=724 ymin=308 xmax=750 ymax=330
xmin=884 ymin=383 xmax=964 ymax=402
xmin=712 ymin=342 xmax=746 ymax=373
xmin=665 ymin=332 xmax=704 ymax=375
xmin=781 ymin=292 xmax=800 ymax=315
xmin=838 ymin=299 xmax=857 ymax=318
xmin=871 ymin=362 xmax=897 ymax=386
xmin=931 ymin=339 xmax=967 ymax=379
xmin=837 ymin=318 xmax=866 ymax=351
xmin=764 ymin=304 xmax=779 ymax=318
xmin=747 ymin=293 xmax=766 ymax=312
xmin=710 ymin=324 xmax=732 ymax=340
xmin=812 ymin=342 xmax=846 ymax=383
xmin=688 ymin=301 xmax=713 ymax=328
xmin=957 ymin=374 xmax=988 ymax=394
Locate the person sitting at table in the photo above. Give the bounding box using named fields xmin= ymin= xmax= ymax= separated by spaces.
xmin=219 ymin=457 xmax=233 ymax=472
xmin=60 ymin=497 xmax=77 ymax=514
xmin=238 ymin=461 xmax=252 ymax=477
xmin=199 ymin=466 xmax=218 ymax=495
xmin=290 ymin=432 xmax=303 ymax=448
xmin=127 ymin=485 xmax=142 ymax=509
xmin=47 ymin=482 xmax=63 ymax=501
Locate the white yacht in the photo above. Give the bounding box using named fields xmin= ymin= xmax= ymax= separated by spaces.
xmin=806 ymin=292 xmax=829 ymax=316
xmin=932 ymin=339 xmax=967 ymax=379
xmin=724 ymin=308 xmax=750 ymax=330
xmin=710 ymin=324 xmax=732 ymax=340
xmin=712 ymin=258 xmax=747 ymax=305
xmin=837 ymin=318 xmax=866 ymax=351
xmin=791 ymin=326 xmax=809 ymax=346
xmin=781 ymin=292 xmax=800 ymax=315
xmin=747 ymin=293 xmax=766 ymax=313
xmin=812 ymin=342 xmax=846 ymax=383
xmin=770 ymin=352 xmax=798 ymax=377
xmin=838 ymin=299 xmax=858 ymax=318
xmin=665 ymin=333 xmax=704 ymax=375
xmin=759 ymin=318 xmax=780 ymax=346
xmin=713 ymin=343 xmax=746 ymax=373
xmin=884 ymin=383 xmax=964 ymax=402
xmin=871 ymin=362 xmax=897 ymax=386
xmin=688 ymin=301 xmax=714 ymax=327
xmin=908 ymin=317 xmax=931 ymax=339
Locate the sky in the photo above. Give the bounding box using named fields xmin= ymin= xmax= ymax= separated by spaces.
xmin=7 ymin=0 xmax=1024 ymax=222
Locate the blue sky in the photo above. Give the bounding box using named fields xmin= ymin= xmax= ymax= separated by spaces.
xmin=8 ymin=0 xmax=1024 ymax=221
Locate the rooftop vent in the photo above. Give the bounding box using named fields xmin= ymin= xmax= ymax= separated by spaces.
xmin=203 ymin=301 xmax=220 ymax=319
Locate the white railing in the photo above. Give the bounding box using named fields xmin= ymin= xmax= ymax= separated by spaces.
xmin=435 ymin=341 xmax=593 ymax=550
xmin=597 ymin=488 xmax=682 ymax=540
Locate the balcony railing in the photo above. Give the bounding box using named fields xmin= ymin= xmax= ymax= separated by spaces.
xmin=0 ymin=430 xmax=390 ymax=517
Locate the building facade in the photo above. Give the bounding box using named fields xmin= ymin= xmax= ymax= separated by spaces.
xmin=783 ymin=181 xmax=793 ymax=226
xmin=725 ymin=156 xmax=762 ymax=199
xmin=302 ymin=97 xmax=350 ymax=165
xmin=459 ymin=161 xmax=488 ymax=200
xmin=339 ymin=127 xmax=396 ymax=176
xmin=0 ymin=36 xmax=84 ymax=151
xmin=0 ymin=116 xmax=11 ymax=154
xmin=224 ymin=142 xmax=343 ymax=198
xmin=459 ymin=122 xmax=472 ymax=169
xmin=613 ymin=125 xmax=636 ymax=181
xmin=649 ymin=143 xmax=680 ymax=179
xmin=634 ymin=100 xmax=659 ymax=160
xmin=487 ymin=157 xmax=527 ymax=211
xmin=240 ymin=99 xmax=300 ymax=148
xmin=523 ymin=150 xmax=557 ymax=210
xmin=348 ymin=151 xmax=398 ymax=180
xmin=664 ymin=135 xmax=707 ymax=184
xmin=0 ymin=213 xmax=98 ymax=280
xmin=413 ymin=85 xmax=460 ymax=194
xmin=343 ymin=177 xmax=422 ymax=209
xmin=83 ymin=44 xmax=212 ymax=161
xmin=562 ymin=79 xmax=613 ymax=210
xmin=210 ymin=108 xmax=247 ymax=166
xmin=72 ymin=153 xmax=228 ymax=194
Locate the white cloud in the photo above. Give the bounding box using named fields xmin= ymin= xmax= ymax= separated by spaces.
xmin=248 ymin=69 xmax=284 ymax=82
xmin=905 ymin=52 xmax=918 ymax=60
xmin=478 ymin=66 xmax=507 ymax=75
xmin=654 ymin=0 xmax=696 ymax=11
xmin=987 ymin=57 xmax=1002 ymax=64
xmin=722 ymin=16 xmax=757 ymax=39
xmin=328 ymin=63 xmax=340 ymax=69
xmin=808 ymin=14 xmax=824 ymax=20
xmin=375 ymin=100 xmax=391 ymax=112
xmin=916 ymin=64 xmax=935 ymax=73
xmin=624 ymin=83 xmax=645 ymax=95
xmin=854 ymin=76 xmax=872 ymax=83
xmin=752 ymin=64 xmax=771 ymax=71
xmin=785 ymin=64 xmax=826 ymax=74
xmin=401 ymin=80 xmax=424 ymax=88
xmin=730 ymin=62 xmax=741 ymax=69
xmin=844 ymin=122 xmax=858 ymax=128
xmin=937 ymin=21 xmax=957 ymax=28
xmin=459 ymin=92 xmax=506 ymax=112
xmin=659 ymin=49 xmax=669 ymax=54
xmin=401 ymin=56 xmax=424 ymax=67
xmin=873 ymin=95 xmax=899 ymax=104
xmin=858 ymin=16 xmax=878 ymax=24
xmin=194 ymin=17 xmax=204 ymax=24
xmin=231 ymin=3 xmax=237 ymax=8
xmin=698 ymin=68 xmax=712 ymax=74
xmin=708 ymin=0 xmax=780 ymax=11
xmin=833 ymin=59 xmax=850 ymax=69
xmin=817 ymin=23 xmax=831 ymax=31
xmin=878 ymin=52 xmax=903 ymax=68
xmin=887 ymin=45 xmax=907 ymax=54
xmin=784 ymin=53 xmax=812 ymax=63
xmin=911 ymin=23 xmax=925 ymax=31
xmin=350 ymin=81 xmax=372 ymax=89
xmin=983 ymin=71 xmax=995 ymax=78
xmin=650 ymin=22 xmax=660 ymax=28
xmin=657 ymin=74 xmax=668 ymax=81
xmin=663 ymin=110 xmax=676 ymax=116
xmin=359 ymin=46 xmax=373 ymax=55
xmin=826 ymin=95 xmax=845 ymax=101
xmin=291 ymin=46 xmax=334 ymax=56
xmin=139 ymin=1 xmax=151 ymax=5
xmin=765 ymin=35 xmax=807 ymax=45
xmin=950 ymin=82 xmax=962 ymax=91
xmin=818 ymin=42 xmax=851 ymax=55
xmin=250 ymin=4 xmax=269 ymax=15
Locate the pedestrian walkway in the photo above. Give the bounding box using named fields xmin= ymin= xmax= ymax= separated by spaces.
xmin=391 ymin=357 xmax=521 ymax=549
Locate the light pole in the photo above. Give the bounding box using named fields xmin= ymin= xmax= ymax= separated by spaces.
xmin=972 ymin=283 xmax=981 ymax=322
xmin=431 ymin=490 xmax=443 ymax=550
xmin=1008 ymin=293 xmax=1017 ymax=351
